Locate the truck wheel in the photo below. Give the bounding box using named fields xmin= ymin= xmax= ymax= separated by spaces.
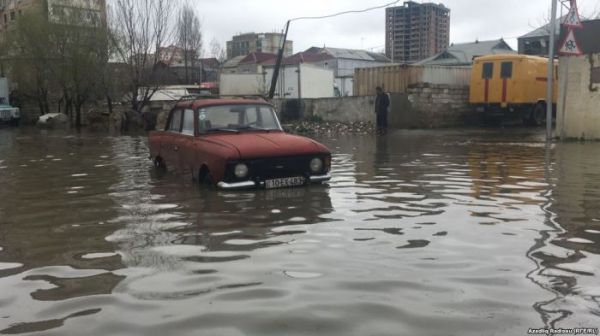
xmin=529 ymin=103 xmax=546 ymax=127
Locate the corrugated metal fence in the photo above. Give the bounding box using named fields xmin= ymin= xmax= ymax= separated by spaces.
xmin=354 ymin=65 xmax=472 ymax=96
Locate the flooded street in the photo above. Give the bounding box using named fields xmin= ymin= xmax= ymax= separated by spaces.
xmin=0 ymin=127 xmax=599 ymax=336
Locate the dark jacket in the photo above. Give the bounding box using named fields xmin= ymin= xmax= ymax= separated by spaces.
xmin=375 ymin=92 xmax=390 ymax=114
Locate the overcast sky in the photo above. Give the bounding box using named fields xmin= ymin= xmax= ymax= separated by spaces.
xmin=196 ymin=0 xmax=600 ymax=56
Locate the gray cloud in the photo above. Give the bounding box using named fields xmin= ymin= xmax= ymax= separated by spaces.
xmin=195 ymin=0 xmax=598 ymax=56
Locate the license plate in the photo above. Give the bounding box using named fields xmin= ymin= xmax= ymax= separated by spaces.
xmin=265 ymin=177 xmax=306 ymax=189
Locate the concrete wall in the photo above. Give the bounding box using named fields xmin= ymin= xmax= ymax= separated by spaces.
xmin=272 ymin=83 xmax=473 ymax=128
xmin=557 ymin=54 xmax=600 ymax=140
xmin=403 ymin=83 xmax=472 ymax=128
xmin=272 ymin=96 xmax=373 ymax=123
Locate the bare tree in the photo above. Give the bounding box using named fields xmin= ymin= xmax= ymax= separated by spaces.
xmin=110 ymin=0 xmax=176 ymax=112
xmin=176 ymin=4 xmax=203 ymax=84
xmin=9 ymin=6 xmax=107 ymax=127
xmin=50 ymin=5 xmax=108 ymax=128
xmin=8 ymin=12 xmax=54 ymax=116
xmin=209 ymin=37 xmax=226 ymax=62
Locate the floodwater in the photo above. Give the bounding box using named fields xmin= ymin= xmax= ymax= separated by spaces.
xmin=0 ymin=127 xmax=599 ymax=336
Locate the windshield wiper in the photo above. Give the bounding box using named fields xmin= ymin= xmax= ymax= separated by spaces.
xmin=206 ymin=128 xmax=239 ymax=133
xmin=236 ymin=125 xmax=269 ymax=131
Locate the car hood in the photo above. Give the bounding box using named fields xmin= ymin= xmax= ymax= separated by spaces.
xmin=208 ymin=132 xmax=330 ymax=159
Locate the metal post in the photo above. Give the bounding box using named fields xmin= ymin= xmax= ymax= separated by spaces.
xmin=560 ymin=59 xmax=569 ymax=140
xmin=546 ymin=0 xmax=558 ymax=141
xmin=268 ymin=20 xmax=290 ymax=100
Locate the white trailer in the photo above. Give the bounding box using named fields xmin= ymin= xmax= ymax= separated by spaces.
xmin=219 ymin=73 xmax=269 ymax=96
xmin=264 ymin=64 xmax=335 ymax=99
xmin=0 ymin=77 xmax=8 ymax=105
xmin=0 ymin=77 xmax=20 ymax=125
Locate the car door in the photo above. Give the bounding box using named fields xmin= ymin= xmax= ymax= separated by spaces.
xmin=162 ymin=108 xmax=183 ymax=169
xmin=177 ymin=108 xmax=197 ymax=176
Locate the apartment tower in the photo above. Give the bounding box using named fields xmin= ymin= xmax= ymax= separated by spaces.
xmin=386 ymin=1 xmax=450 ymax=64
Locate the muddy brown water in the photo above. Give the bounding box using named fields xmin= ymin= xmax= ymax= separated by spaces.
xmin=0 ymin=127 xmax=599 ymax=336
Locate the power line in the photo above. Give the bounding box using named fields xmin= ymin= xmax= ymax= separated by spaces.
xmin=288 ymin=0 xmax=401 ymax=22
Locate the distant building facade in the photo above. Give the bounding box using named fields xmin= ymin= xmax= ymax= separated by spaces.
xmin=385 ymin=1 xmax=450 ymax=64
xmin=263 ymin=47 xmax=391 ymax=96
xmin=518 ymin=18 xmax=562 ymax=56
xmin=0 ymin=0 xmax=106 ymax=44
xmin=221 ymin=52 xmax=277 ymax=75
xmin=226 ymin=32 xmax=293 ymax=59
xmin=157 ymin=45 xmax=197 ymax=66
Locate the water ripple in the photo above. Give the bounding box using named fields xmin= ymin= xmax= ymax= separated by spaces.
xmin=0 ymin=129 xmax=599 ymax=335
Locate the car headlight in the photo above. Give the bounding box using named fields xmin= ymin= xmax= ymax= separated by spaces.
xmin=234 ymin=163 xmax=249 ymax=178
xmin=310 ymin=157 xmax=323 ymax=173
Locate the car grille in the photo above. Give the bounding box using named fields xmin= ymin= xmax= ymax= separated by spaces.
xmin=225 ymin=156 xmax=318 ymax=182
xmin=0 ymin=110 xmax=10 ymax=120
xmin=248 ymin=156 xmax=311 ymax=179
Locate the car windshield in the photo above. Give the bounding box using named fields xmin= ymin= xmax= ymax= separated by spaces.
xmin=198 ymin=104 xmax=282 ymax=133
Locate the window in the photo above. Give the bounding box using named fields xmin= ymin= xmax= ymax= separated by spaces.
xmin=198 ymin=105 xmax=282 ymax=133
xmin=482 ymin=62 xmax=493 ymax=79
xmin=181 ymin=109 xmax=195 ymax=135
xmin=500 ymin=62 xmax=513 ymax=79
xmin=169 ymin=109 xmax=182 ymax=132
xmin=10 ymin=11 xmax=15 ymax=21
xmin=244 ymin=108 xmax=258 ymax=125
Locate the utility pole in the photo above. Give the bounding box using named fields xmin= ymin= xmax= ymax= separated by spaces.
xmin=268 ymin=20 xmax=290 ymax=99
xmin=546 ymin=0 xmax=558 ymax=141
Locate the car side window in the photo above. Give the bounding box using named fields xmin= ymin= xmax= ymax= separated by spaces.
xmin=169 ymin=110 xmax=183 ymax=132
xmin=181 ymin=109 xmax=195 ymax=135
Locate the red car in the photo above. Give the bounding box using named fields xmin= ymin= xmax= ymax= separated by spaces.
xmin=148 ymin=98 xmax=332 ymax=190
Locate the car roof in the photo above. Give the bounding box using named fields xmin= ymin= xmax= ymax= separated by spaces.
xmin=175 ymin=98 xmax=272 ymax=110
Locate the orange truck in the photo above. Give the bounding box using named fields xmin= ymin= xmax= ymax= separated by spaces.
xmin=469 ymin=54 xmax=558 ymax=126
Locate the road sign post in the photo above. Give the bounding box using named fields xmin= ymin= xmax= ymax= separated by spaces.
xmin=556 ymin=0 xmax=584 ymax=140
xmin=546 ymin=0 xmax=558 ymax=141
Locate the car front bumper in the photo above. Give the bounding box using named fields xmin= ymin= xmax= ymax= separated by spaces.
xmin=216 ymin=173 xmax=332 ymax=190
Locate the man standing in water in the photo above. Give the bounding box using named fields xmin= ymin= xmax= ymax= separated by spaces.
xmin=374 ymin=86 xmax=390 ymax=134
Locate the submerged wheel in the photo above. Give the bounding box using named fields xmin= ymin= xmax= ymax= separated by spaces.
xmin=198 ymin=167 xmax=214 ymax=187
xmin=153 ymin=156 xmax=166 ymax=169
xmin=202 ymin=173 xmax=214 ymax=187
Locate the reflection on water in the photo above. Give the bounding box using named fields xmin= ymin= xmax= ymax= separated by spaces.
xmin=0 ymin=127 xmax=599 ymax=335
